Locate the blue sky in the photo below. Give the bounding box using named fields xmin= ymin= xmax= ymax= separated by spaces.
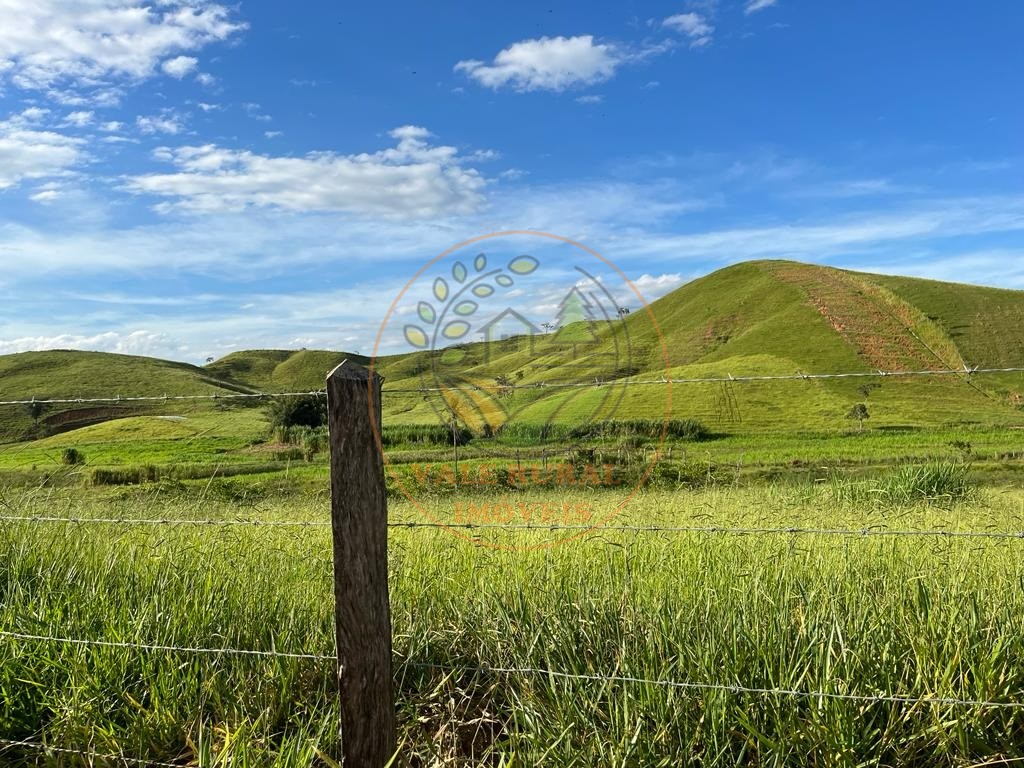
xmin=0 ymin=0 xmax=1022 ymax=363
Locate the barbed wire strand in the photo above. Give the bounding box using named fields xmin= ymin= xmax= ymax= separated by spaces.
xmin=1 ymin=365 xmax=1023 ymax=406
xmin=0 ymin=514 xmax=331 ymax=528
xmin=379 ymin=365 xmax=1024 ymax=394
xmin=0 ymin=737 xmax=186 ymax=768
xmin=3 ymin=513 xmax=1024 ymax=541
xmin=3 ymin=630 xmax=1021 ymax=711
xmin=430 ymin=664 xmax=1024 ymax=709
xmin=0 ymin=630 xmax=332 ymax=660
xmin=0 ymin=390 xmax=325 ymax=406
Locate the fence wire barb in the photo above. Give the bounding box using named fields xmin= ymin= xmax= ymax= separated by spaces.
xmin=1 ymin=365 xmax=1023 ymax=406
xmin=4 ymin=514 xmax=1024 ymax=541
xmin=0 ymin=737 xmax=186 ymax=768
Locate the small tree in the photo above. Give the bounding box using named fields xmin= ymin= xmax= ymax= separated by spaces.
xmin=846 ymin=403 xmax=870 ymax=432
xmin=25 ymin=400 xmax=46 ymax=425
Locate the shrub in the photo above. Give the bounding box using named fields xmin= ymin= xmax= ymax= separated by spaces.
xmin=266 ymin=394 xmax=327 ymax=430
xmin=61 ymin=447 xmax=85 ymax=466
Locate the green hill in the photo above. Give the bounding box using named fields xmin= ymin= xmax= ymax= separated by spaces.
xmin=205 ymin=349 xmax=370 ymax=391
xmin=0 ymin=350 xmax=249 ymax=441
xmin=362 ymin=260 xmax=1024 ymax=432
xmin=3 ymin=260 xmax=1024 ymax=444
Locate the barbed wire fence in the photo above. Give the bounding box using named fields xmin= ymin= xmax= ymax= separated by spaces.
xmin=2 ymin=361 xmax=1024 ymax=764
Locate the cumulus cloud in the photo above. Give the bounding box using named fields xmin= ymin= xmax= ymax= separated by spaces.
xmin=0 ymin=111 xmax=86 ymax=190
xmin=455 ymin=35 xmax=624 ymax=92
xmin=0 ymin=330 xmax=184 ymax=357
xmin=122 ymin=125 xmax=489 ymax=218
xmin=161 ymin=55 xmax=198 ymax=79
xmin=744 ymin=0 xmax=778 ymax=14
xmin=64 ymin=110 xmax=94 ymax=127
xmin=0 ymin=0 xmax=245 ymax=96
xmin=137 ymin=112 xmax=186 ymax=135
xmin=663 ymin=12 xmax=714 ymax=47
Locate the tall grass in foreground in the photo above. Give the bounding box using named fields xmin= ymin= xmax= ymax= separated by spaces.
xmin=0 ymin=484 xmax=1023 ymax=765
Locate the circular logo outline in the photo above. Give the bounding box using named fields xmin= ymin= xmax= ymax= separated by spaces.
xmin=368 ymin=230 xmax=673 ymax=550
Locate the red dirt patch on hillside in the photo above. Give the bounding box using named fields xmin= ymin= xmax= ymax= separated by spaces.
xmin=766 ymin=264 xmax=948 ymax=371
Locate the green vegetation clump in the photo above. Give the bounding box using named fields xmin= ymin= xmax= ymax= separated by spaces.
xmin=831 ymin=461 xmax=973 ymax=506
xmin=381 ymin=423 xmax=473 ymax=448
xmin=267 ymin=394 xmax=327 ymax=430
xmin=568 ymin=418 xmax=710 ymax=441
xmin=60 ymin=447 xmax=85 ymax=466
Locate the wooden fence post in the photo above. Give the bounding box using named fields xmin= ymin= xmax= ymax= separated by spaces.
xmin=327 ymin=361 xmax=396 ymax=766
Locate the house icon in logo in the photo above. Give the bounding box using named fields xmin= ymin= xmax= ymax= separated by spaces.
xmin=478 ymin=308 xmax=542 ymax=361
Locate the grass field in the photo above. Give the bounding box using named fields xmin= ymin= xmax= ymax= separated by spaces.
xmin=2 ymin=475 xmax=1024 ymax=766
xmin=4 ymin=261 xmax=1024 ymax=764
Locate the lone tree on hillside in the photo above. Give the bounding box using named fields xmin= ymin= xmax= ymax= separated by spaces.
xmin=846 ymin=402 xmax=870 ymax=432
xmin=25 ymin=399 xmax=46 ymax=426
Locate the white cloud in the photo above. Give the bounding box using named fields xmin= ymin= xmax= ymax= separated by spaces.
xmin=29 ymin=181 xmax=66 ymax=203
xmin=264 ymin=130 xmax=283 ymax=138
xmin=0 ymin=0 xmax=245 ymax=97
xmin=0 ymin=112 xmax=86 ymax=189
xmin=663 ymin=13 xmax=714 ymax=47
xmin=137 ymin=112 xmax=186 ymax=135
xmin=161 ymin=55 xmax=198 ymax=79
xmin=64 ymin=110 xmax=94 ymax=127
xmin=19 ymin=107 xmax=49 ymax=122
xmin=196 ymin=102 xmax=220 ymax=112
xmin=575 ymin=94 xmax=603 ymax=104
xmin=242 ymin=102 xmax=272 ymax=122
xmin=122 ymin=125 xmax=489 ymax=218
xmin=0 ymin=330 xmax=185 ymax=357
xmin=745 ymin=0 xmax=778 ymax=14
xmin=455 ymin=35 xmax=623 ymax=92
xmin=626 ymin=273 xmax=686 ymax=302
xmin=100 ymin=120 xmax=123 ymax=132
xmin=195 ymin=72 xmax=216 ymax=87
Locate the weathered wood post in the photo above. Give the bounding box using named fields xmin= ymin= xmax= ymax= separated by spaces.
xmin=327 ymin=361 xmax=396 ymax=766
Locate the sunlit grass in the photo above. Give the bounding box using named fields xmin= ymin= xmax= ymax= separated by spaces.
xmin=1 ymin=482 xmax=1024 ymax=765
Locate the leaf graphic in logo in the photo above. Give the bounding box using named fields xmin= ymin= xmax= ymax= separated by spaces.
xmin=508 ymin=255 xmax=539 ymax=275
xmin=433 ymin=278 xmax=449 ymax=302
xmin=404 ymin=325 xmax=428 ymax=349
xmin=454 ymin=300 xmax=478 ymax=316
xmin=452 ymin=262 xmax=468 ymax=283
xmin=472 ymin=284 xmax=494 ymax=298
xmin=442 ymin=320 xmax=470 ymax=340
xmin=418 ymin=302 xmax=436 ymax=324
xmin=474 ymin=254 xmax=487 ymax=272
xmin=496 ymin=275 xmax=514 ymax=288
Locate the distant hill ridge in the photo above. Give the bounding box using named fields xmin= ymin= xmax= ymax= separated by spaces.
xmin=2 ymin=259 xmax=1024 ymax=440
